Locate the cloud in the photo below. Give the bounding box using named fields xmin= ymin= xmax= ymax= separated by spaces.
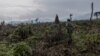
xmin=0 ymin=0 xmax=44 ymax=22
xmin=0 ymin=0 xmax=100 ymax=22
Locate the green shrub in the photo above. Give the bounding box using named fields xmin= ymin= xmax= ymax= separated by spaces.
xmin=9 ymin=26 xmax=33 ymax=43
xmin=0 ymin=44 xmax=9 ymax=56
xmin=25 ymin=36 xmax=40 ymax=48
xmin=12 ymin=42 xmax=32 ymax=56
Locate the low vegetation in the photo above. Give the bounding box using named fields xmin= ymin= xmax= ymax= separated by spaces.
xmin=0 ymin=18 xmax=100 ymax=56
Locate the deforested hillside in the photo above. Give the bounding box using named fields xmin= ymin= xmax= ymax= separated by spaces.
xmin=0 ymin=19 xmax=100 ymax=56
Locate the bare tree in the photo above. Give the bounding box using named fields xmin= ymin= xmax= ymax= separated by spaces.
xmin=0 ymin=21 xmax=5 ymax=26
xmin=35 ymin=18 xmax=39 ymax=23
xmin=94 ymin=12 xmax=100 ymax=20
xmin=70 ymin=14 xmax=73 ymax=21
xmin=31 ymin=20 xmax=33 ymax=24
xmin=90 ymin=2 xmax=94 ymax=21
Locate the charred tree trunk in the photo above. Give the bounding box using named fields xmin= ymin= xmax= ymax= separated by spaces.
xmin=90 ymin=2 xmax=94 ymax=22
xmin=96 ymin=15 xmax=98 ymax=20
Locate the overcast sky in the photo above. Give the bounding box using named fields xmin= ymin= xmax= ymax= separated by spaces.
xmin=0 ymin=0 xmax=100 ymax=22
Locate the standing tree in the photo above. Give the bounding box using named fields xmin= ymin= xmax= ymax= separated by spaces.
xmin=55 ymin=14 xmax=60 ymax=24
xmin=70 ymin=14 xmax=73 ymax=21
xmin=90 ymin=2 xmax=94 ymax=21
xmin=66 ymin=19 xmax=74 ymax=45
xmin=35 ymin=18 xmax=39 ymax=23
xmin=94 ymin=12 xmax=100 ymax=20
xmin=0 ymin=21 xmax=5 ymax=30
xmin=31 ymin=20 xmax=33 ymax=24
xmin=0 ymin=21 xmax=5 ymax=26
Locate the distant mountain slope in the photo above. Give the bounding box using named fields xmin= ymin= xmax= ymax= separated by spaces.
xmin=1 ymin=13 xmax=98 ymax=25
xmin=75 ymin=13 xmax=95 ymax=20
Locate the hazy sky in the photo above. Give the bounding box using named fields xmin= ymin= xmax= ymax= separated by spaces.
xmin=0 ymin=0 xmax=100 ymax=22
